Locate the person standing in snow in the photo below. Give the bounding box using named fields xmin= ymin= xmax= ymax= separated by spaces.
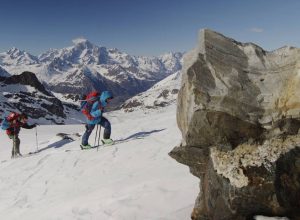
xmin=1 ymin=112 xmax=36 ymax=158
xmin=81 ymin=91 xmax=114 ymax=149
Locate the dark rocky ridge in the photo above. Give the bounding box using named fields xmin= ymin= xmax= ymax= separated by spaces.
xmin=0 ymin=72 xmax=72 ymax=123
xmin=1 ymin=71 xmax=52 ymax=96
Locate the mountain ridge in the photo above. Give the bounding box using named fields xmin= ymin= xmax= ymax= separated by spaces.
xmin=0 ymin=39 xmax=183 ymax=107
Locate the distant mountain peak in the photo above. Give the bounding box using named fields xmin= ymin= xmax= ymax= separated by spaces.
xmin=7 ymin=47 xmax=25 ymax=56
xmin=6 ymin=47 xmax=38 ymax=58
xmin=0 ymin=47 xmax=38 ymax=65
xmin=7 ymin=47 xmax=20 ymax=53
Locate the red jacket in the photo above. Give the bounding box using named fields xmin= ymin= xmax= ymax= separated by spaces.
xmin=5 ymin=112 xmax=35 ymax=135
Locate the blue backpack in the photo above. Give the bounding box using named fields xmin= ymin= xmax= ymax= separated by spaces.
xmin=1 ymin=117 xmax=10 ymax=130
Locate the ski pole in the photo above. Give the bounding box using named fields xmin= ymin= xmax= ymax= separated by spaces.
xmin=94 ymin=124 xmax=99 ymax=147
xmin=35 ymin=126 xmax=39 ymax=152
xmin=13 ymin=127 xmax=16 ymax=158
xmin=97 ymin=126 xmax=101 ymax=151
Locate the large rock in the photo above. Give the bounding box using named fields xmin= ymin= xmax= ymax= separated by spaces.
xmin=169 ymin=29 xmax=300 ymax=220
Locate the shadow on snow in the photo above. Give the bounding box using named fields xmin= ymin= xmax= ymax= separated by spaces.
xmin=34 ymin=138 xmax=74 ymax=154
xmin=29 ymin=129 xmax=165 ymax=154
xmin=114 ymin=129 xmax=166 ymax=144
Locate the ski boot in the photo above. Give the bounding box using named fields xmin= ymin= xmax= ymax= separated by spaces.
xmin=80 ymin=143 xmax=92 ymax=150
xmin=101 ymin=138 xmax=114 ymax=146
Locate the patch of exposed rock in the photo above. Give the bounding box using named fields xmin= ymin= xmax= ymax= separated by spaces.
xmin=121 ymin=71 xmax=182 ymax=112
xmin=0 ymin=72 xmax=78 ymax=124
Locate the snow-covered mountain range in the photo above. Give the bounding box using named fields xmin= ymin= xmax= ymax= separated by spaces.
xmin=0 ymin=39 xmax=183 ymax=123
xmin=0 ymin=47 xmax=39 ymax=66
xmin=0 ymin=38 xmax=183 ymax=106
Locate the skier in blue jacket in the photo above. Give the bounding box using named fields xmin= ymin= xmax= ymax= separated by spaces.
xmin=81 ymin=91 xmax=114 ymax=149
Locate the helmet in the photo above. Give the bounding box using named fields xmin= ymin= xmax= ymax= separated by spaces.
xmin=20 ymin=113 xmax=28 ymax=119
xmin=7 ymin=112 xmax=19 ymax=121
xmin=100 ymin=91 xmax=113 ymax=107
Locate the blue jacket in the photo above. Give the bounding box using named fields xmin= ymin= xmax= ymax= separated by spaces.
xmin=86 ymin=91 xmax=113 ymax=125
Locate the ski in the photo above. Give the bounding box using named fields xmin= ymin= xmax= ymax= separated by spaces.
xmin=65 ymin=142 xmax=116 ymax=152
xmin=65 ymin=145 xmax=100 ymax=152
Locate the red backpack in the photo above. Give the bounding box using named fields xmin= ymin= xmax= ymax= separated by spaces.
xmin=80 ymin=91 xmax=101 ymax=120
xmin=7 ymin=112 xmax=20 ymax=121
xmin=1 ymin=112 xmax=20 ymax=130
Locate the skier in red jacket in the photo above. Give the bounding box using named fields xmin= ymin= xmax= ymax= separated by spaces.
xmin=1 ymin=112 xmax=36 ymax=158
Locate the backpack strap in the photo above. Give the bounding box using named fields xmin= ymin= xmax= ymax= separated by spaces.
xmin=82 ymin=107 xmax=93 ymax=120
xmin=81 ymin=102 xmax=96 ymax=120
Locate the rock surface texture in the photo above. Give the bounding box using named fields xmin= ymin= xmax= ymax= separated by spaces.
xmin=169 ymin=29 xmax=300 ymax=220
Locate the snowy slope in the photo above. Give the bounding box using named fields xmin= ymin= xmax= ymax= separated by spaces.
xmin=0 ymin=105 xmax=199 ymax=220
xmin=121 ymin=70 xmax=181 ymax=112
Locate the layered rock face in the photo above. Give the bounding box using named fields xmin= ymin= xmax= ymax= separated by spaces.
xmin=169 ymin=29 xmax=300 ymax=219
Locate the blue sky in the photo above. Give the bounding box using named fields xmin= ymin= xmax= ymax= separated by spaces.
xmin=0 ymin=0 xmax=299 ymax=56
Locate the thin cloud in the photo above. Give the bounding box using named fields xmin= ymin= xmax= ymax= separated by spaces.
xmin=249 ymin=28 xmax=264 ymax=33
xmin=72 ymin=37 xmax=88 ymax=44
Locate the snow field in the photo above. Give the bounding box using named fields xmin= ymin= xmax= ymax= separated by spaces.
xmin=0 ymin=105 xmax=198 ymax=220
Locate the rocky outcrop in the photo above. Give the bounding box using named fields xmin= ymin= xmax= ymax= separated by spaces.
xmin=169 ymin=29 xmax=300 ymax=219
xmin=2 ymin=71 xmax=52 ymax=96
xmin=0 ymin=72 xmax=82 ymax=124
